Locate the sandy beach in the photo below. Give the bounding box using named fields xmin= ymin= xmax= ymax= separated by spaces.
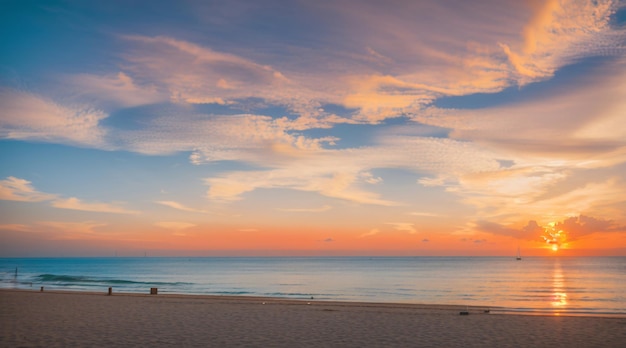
xmin=1 ymin=289 xmax=624 ymax=347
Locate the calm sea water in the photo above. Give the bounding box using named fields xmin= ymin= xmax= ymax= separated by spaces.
xmin=1 ymin=257 xmax=624 ymax=316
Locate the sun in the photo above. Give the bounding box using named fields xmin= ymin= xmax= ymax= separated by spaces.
xmin=543 ymin=223 xmax=565 ymax=252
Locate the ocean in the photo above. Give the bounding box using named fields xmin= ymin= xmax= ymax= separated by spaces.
xmin=1 ymin=257 xmax=624 ymax=316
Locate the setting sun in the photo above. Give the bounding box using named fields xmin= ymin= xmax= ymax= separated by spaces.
xmin=552 ymin=244 xmax=559 ymax=252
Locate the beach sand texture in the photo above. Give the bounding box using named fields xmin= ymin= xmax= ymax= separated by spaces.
xmin=1 ymin=290 xmax=625 ymax=347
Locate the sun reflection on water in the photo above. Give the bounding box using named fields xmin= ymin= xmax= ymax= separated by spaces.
xmin=551 ymin=259 xmax=568 ymax=308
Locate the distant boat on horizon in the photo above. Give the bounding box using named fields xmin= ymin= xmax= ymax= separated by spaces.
xmin=516 ymin=247 xmax=522 ymax=261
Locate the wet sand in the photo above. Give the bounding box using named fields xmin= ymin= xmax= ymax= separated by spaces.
xmin=1 ymin=289 xmax=624 ymax=347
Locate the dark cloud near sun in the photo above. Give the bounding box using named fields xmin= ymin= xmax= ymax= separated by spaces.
xmin=553 ymin=215 xmax=626 ymax=241
xmin=477 ymin=215 xmax=625 ymax=242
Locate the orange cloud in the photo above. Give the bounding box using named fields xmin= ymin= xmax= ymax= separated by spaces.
xmin=500 ymin=0 xmax=616 ymax=84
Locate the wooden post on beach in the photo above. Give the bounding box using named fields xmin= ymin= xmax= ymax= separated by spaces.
xmin=150 ymin=287 xmax=158 ymax=295
xmin=108 ymin=287 xmax=112 ymax=296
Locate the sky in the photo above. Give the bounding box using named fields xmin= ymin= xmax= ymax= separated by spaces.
xmin=1 ymin=0 xmax=626 ymax=257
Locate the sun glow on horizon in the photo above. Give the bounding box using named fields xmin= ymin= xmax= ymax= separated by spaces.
xmin=543 ymin=223 xmax=567 ymax=252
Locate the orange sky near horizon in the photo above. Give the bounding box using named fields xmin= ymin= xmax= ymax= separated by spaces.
xmin=2 ymin=217 xmax=624 ymax=257
xmin=1 ymin=0 xmax=626 ymax=257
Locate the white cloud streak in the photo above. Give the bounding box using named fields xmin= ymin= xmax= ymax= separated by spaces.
xmin=0 ymin=88 xmax=107 ymax=147
xmin=156 ymin=201 xmax=206 ymax=213
xmin=0 ymin=176 xmax=139 ymax=215
xmin=0 ymin=177 xmax=57 ymax=202
xmin=51 ymin=197 xmax=140 ymax=215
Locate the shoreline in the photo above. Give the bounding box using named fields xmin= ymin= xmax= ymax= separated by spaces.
xmin=2 ymin=288 xmax=624 ymax=319
xmin=4 ymin=256 xmax=624 ymax=320
xmin=2 ymin=288 xmax=625 ymax=347
xmin=1 ymin=287 xmax=495 ymax=312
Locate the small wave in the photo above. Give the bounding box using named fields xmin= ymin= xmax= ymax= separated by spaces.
xmin=34 ymin=274 xmax=191 ymax=286
xmin=0 ymin=279 xmax=35 ymax=286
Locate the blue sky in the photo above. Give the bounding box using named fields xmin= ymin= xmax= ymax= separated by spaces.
xmin=1 ymin=0 xmax=626 ymax=256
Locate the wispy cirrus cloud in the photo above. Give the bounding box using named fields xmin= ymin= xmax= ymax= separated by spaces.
xmin=117 ymin=112 xmax=339 ymax=157
xmin=66 ymin=72 xmax=166 ymax=109
xmin=156 ymin=201 xmax=206 ymax=213
xmin=0 ymin=177 xmax=57 ymax=202
xmin=120 ymin=34 xmax=291 ymax=105
xmin=386 ymin=222 xmax=417 ymax=234
xmin=38 ymin=221 xmax=108 ymax=239
xmin=0 ymin=88 xmax=107 ymax=147
xmin=51 ymin=197 xmax=140 ymax=215
xmin=0 ymin=176 xmax=139 ymax=215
